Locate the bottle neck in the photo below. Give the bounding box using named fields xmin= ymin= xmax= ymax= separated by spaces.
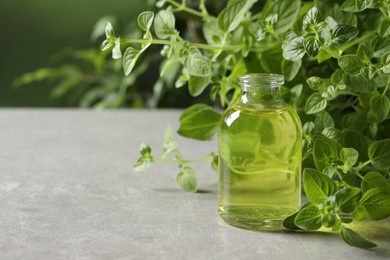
xmin=238 ymin=86 xmax=285 ymax=110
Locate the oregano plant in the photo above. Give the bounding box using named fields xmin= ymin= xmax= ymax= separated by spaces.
xmin=104 ymin=0 xmax=390 ymax=249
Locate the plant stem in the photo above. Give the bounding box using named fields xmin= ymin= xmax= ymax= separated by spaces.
xmin=152 ymin=155 xmax=211 ymax=164
xmin=167 ymin=0 xmax=215 ymax=20
xmin=122 ymin=38 xmax=244 ymax=51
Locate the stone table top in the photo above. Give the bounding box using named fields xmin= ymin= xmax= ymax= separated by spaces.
xmin=0 ymin=109 xmax=389 ymax=259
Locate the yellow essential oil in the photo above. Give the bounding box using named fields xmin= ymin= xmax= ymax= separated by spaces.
xmin=218 ymin=74 xmax=302 ymax=231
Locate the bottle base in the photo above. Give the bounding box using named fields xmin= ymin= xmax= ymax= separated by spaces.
xmin=219 ymin=206 xmax=297 ymax=231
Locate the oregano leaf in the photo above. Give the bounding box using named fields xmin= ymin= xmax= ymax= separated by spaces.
xmin=138 ymin=11 xmax=154 ymax=32
xmin=340 ymin=227 xmax=377 ymax=248
xmin=176 ymin=166 xmax=197 ymax=192
xmin=154 ymin=10 xmax=176 ymax=39
xmin=123 ymin=47 xmax=141 ymax=76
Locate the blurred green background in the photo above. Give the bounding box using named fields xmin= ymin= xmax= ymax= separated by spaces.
xmin=0 ymin=0 xmax=148 ymax=107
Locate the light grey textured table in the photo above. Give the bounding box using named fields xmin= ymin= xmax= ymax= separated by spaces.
xmin=0 ymin=109 xmax=389 ymax=260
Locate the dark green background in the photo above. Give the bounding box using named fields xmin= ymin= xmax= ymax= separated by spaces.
xmin=0 ymin=0 xmax=147 ymax=107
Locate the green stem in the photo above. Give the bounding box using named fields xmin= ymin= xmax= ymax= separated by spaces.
xmin=152 ymin=155 xmax=212 ymax=164
xmin=122 ymin=38 xmax=244 ymax=51
xmin=167 ymin=0 xmax=215 ymax=20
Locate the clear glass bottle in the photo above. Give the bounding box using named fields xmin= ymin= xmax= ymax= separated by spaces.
xmin=218 ymin=73 xmax=302 ymax=231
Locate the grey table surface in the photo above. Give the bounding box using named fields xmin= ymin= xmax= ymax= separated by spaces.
xmin=0 ymin=109 xmax=389 ymax=260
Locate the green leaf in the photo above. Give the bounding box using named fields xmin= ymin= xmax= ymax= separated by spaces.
xmin=362 ymin=172 xmax=390 ymax=192
xmin=372 ymin=36 xmax=390 ymax=58
xmin=178 ymin=104 xmax=221 ymax=140
xmin=163 ymin=125 xmax=177 ymax=155
xmin=185 ymin=48 xmax=212 ymax=77
xmin=307 ymin=76 xmax=324 ymax=91
xmin=283 ymin=37 xmax=305 ymax=61
xmin=133 ymin=157 xmax=152 ymax=172
xmin=362 ymin=172 xmax=390 ymax=193
xmin=334 ymin=188 xmax=362 ymax=213
xmin=101 ymin=40 xmax=113 ymax=51
xmin=315 ymin=111 xmax=334 ymax=132
xmin=138 ymin=11 xmax=154 ymax=32
xmin=188 ymin=75 xmax=211 ymax=97
xmin=105 ymin=22 xmax=115 ymax=39
xmin=112 ymin=37 xmax=122 ymax=59
xmin=217 ymin=0 xmax=257 ymax=33
xmin=322 ymin=127 xmax=342 ymax=142
xmin=313 ymin=135 xmax=342 ymax=171
xmin=294 ymin=206 xmax=323 ymax=230
xmin=368 ymin=139 xmax=390 ymax=169
xmin=282 ymin=59 xmax=301 ymax=81
xmin=344 ymin=74 xmax=377 ymax=93
xmin=360 ymin=187 xmax=390 ymax=220
xmin=303 ymin=168 xmax=337 ymax=204
xmin=154 ymin=10 xmax=176 ymax=39
xmin=339 ymin=148 xmax=359 ymax=173
xmin=303 ymin=36 xmax=322 ymax=57
xmin=338 ymin=55 xmax=363 ymax=76
xmin=341 ymin=0 xmax=372 ymax=12
xmin=302 ymin=7 xmax=321 ymax=33
xmin=342 ymin=129 xmax=371 ymax=162
xmin=123 ymin=47 xmax=141 ymax=76
xmin=283 ymin=202 xmax=316 ymax=230
xmin=380 ymin=17 xmax=390 ymax=37
xmin=330 ymin=24 xmax=359 ymax=46
xmin=305 ymin=93 xmax=327 ymax=114
xmin=176 ymin=166 xmax=197 ymax=192
xmin=264 ymin=0 xmax=301 ymax=34
xmin=210 ymin=153 xmax=219 ymax=171
xmin=353 ymin=204 xmax=368 ymax=221
xmin=381 ymin=52 xmax=390 ymax=73
xmin=139 ymin=143 xmax=152 ymax=157
xmin=370 ymin=93 xmax=390 ymax=122
xmin=340 ymin=227 xmax=377 ymax=249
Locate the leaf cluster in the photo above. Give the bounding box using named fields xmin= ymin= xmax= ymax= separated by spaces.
xmin=103 ymin=0 xmax=390 ymax=249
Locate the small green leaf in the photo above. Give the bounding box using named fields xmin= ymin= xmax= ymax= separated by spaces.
xmin=381 ymin=52 xmax=390 ymax=73
xmin=339 ymin=55 xmax=363 ymax=76
xmin=370 ymin=93 xmax=390 ymax=122
xmin=138 ymin=11 xmax=154 ymax=32
xmin=353 ymin=204 xmax=368 ymax=221
xmin=283 ymin=37 xmax=305 ymax=61
xmin=368 ymin=139 xmax=390 ymax=169
xmin=344 ymin=74 xmax=377 ymax=93
xmin=330 ymin=24 xmax=359 ymax=46
xmin=217 ymin=0 xmax=256 ymax=33
xmin=185 ymin=48 xmax=212 ymax=77
xmin=123 ymin=47 xmax=141 ymax=76
xmin=305 ymin=93 xmax=327 ymax=114
xmin=133 ymin=157 xmax=152 ymax=172
xmin=139 ymin=143 xmax=152 ymax=157
xmin=105 ymin=22 xmax=115 ymax=39
xmin=334 ymin=188 xmax=362 ymax=213
xmin=362 ymin=172 xmax=390 ymax=193
xmin=315 ymin=111 xmax=334 ymax=132
xmin=178 ymin=104 xmax=221 ymax=140
xmin=101 ymin=40 xmax=113 ymax=51
xmin=282 ymin=59 xmax=301 ymax=81
xmin=189 ymin=75 xmax=211 ymax=97
xmin=210 ymin=153 xmax=219 ymax=171
xmin=264 ymin=0 xmax=300 ymax=34
xmin=294 ymin=205 xmax=323 ymax=230
xmin=360 ymin=187 xmax=390 ymax=220
xmin=112 ymin=37 xmax=122 ymax=59
xmin=283 ymin=202 xmax=316 ymax=230
xmin=340 ymin=227 xmax=377 ymax=248
xmin=341 ymin=0 xmax=372 ymax=12
xmin=176 ymin=166 xmax=197 ymax=192
xmin=339 ymin=148 xmax=359 ymax=173
xmin=303 ymin=36 xmax=322 ymax=57
xmin=302 ymin=7 xmax=321 ymax=33
xmin=154 ymin=10 xmax=176 ymax=39
xmin=321 ymin=127 xmax=342 ymax=141
xmin=307 ymin=76 xmax=324 ymax=91
xmin=321 ymin=213 xmax=337 ymax=228
xmin=303 ymin=168 xmax=337 ymax=204
xmin=342 ymin=129 xmax=371 ymax=162
xmin=380 ymin=17 xmax=390 ymax=37
xmin=163 ymin=125 xmax=177 ymax=156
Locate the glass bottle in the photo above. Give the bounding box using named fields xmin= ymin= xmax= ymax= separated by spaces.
xmin=218 ymin=73 xmax=302 ymax=231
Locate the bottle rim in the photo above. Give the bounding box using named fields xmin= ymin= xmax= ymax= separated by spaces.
xmin=238 ymin=73 xmax=284 ymax=87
